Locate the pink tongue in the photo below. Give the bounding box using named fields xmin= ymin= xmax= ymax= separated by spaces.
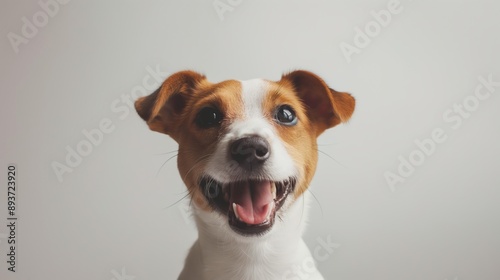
xmin=230 ymin=181 xmax=274 ymax=225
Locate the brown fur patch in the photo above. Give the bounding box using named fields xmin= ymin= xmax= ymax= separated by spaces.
xmin=261 ymin=81 xmax=318 ymax=198
xmin=175 ymin=80 xmax=244 ymax=211
xmin=280 ymin=70 xmax=355 ymax=136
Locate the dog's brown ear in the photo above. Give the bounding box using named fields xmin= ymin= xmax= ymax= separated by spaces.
xmin=281 ymin=70 xmax=355 ymax=135
xmin=135 ymin=70 xmax=206 ymax=136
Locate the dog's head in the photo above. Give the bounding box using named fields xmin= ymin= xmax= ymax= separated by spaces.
xmin=135 ymin=70 xmax=354 ymax=236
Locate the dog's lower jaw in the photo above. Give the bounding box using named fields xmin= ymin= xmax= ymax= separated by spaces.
xmin=178 ymin=193 xmax=325 ymax=280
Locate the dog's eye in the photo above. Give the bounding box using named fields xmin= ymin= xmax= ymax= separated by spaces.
xmin=195 ymin=107 xmax=223 ymax=128
xmin=274 ymin=105 xmax=297 ymax=126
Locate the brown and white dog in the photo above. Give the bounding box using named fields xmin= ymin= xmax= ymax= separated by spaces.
xmin=135 ymin=70 xmax=355 ymax=280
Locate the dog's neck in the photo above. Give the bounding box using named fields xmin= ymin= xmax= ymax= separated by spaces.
xmin=179 ymin=194 xmax=324 ymax=280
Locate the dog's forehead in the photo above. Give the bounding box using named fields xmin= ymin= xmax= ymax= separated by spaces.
xmin=237 ymin=78 xmax=270 ymax=117
xmin=208 ymin=78 xmax=291 ymax=122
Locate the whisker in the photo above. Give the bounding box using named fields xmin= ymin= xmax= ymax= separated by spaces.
xmin=172 ymin=189 xmax=190 ymax=196
xmin=307 ymin=189 xmax=323 ymax=218
xmin=160 ymin=153 xmax=215 ymax=212
xmin=293 ymin=194 xmax=306 ymax=231
xmin=317 ymin=143 xmax=337 ymax=147
xmin=156 ymin=154 xmax=178 ymax=177
xmin=317 ymin=149 xmax=346 ymax=168
xmin=277 ymin=214 xmax=284 ymax=223
xmin=181 ymin=153 xmax=213 ymax=183
xmin=153 ymin=150 xmax=179 ymax=156
xmin=162 ymin=191 xmax=192 ymax=210
xmin=188 ymin=190 xmax=194 ymax=207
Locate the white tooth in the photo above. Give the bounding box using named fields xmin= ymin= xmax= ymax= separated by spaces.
xmin=271 ymin=183 xmax=277 ymax=199
xmin=265 ymin=202 xmax=274 ymax=221
xmin=232 ymin=203 xmax=240 ymax=221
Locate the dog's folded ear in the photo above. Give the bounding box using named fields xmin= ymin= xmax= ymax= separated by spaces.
xmin=281 ymin=70 xmax=355 ymax=135
xmin=135 ymin=70 xmax=206 ymax=136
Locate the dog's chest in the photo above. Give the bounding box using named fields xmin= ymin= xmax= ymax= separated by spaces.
xmin=180 ymin=237 xmax=324 ymax=280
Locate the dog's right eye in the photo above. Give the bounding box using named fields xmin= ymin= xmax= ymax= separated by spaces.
xmin=195 ymin=107 xmax=223 ymax=128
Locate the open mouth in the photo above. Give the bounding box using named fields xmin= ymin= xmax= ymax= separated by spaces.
xmin=199 ymin=177 xmax=296 ymax=236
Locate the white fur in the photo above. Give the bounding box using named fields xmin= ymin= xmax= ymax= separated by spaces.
xmin=178 ymin=79 xmax=324 ymax=280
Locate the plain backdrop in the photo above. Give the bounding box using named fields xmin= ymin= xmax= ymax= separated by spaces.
xmin=1 ymin=1 xmax=499 ymax=279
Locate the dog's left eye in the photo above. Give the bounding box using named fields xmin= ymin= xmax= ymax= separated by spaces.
xmin=195 ymin=107 xmax=223 ymax=128
xmin=274 ymin=105 xmax=297 ymax=126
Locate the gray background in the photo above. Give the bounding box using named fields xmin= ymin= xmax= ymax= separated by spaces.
xmin=1 ymin=0 xmax=499 ymax=279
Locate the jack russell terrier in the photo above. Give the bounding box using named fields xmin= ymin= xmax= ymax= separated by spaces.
xmin=135 ymin=70 xmax=355 ymax=280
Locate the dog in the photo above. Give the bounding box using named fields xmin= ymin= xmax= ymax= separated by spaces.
xmin=135 ymin=70 xmax=355 ymax=280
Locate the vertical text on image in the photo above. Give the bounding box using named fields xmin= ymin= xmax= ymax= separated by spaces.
xmin=6 ymin=165 xmax=18 ymax=272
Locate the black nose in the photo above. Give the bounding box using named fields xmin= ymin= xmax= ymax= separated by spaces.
xmin=230 ymin=136 xmax=270 ymax=168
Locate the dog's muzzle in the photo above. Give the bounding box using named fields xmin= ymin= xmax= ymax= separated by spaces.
xmin=200 ymin=177 xmax=295 ymax=236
